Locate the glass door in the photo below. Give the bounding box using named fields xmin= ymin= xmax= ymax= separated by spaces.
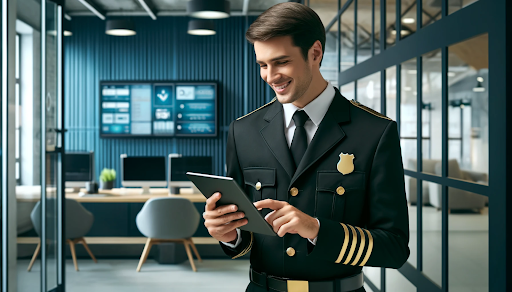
xmin=41 ymin=0 xmax=64 ymax=291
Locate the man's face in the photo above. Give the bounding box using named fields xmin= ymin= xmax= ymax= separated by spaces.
xmin=254 ymin=36 xmax=313 ymax=105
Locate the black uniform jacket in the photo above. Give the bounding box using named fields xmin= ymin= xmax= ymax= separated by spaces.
xmin=221 ymin=88 xmax=410 ymax=281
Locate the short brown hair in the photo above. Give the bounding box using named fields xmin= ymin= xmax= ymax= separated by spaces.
xmin=246 ymin=2 xmax=326 ymax=66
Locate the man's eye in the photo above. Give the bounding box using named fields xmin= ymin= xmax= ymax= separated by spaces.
xmin=260 ymin=64 xmax=267 ymax=68
xmin=277 ymin=61 xmax=289 ymax=65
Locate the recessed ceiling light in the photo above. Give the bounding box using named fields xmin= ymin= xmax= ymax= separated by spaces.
xmin=403 ymin=18 xmax=415 ymax=24
xmin=477 ymin=77 xmax=484 ymax=82
xmin=64 ymin=18 xmax=72 ymax=36
xmin=188 ymin=20 xmax=216 ymax=36
xmin=105 ymin=19 xmax=136 ymax=36
xmin=187 ymin=0 xmax=230 ymax=19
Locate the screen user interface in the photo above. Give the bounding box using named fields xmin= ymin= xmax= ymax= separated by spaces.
xmin=65 ymin=153 xmax=92 ymax=182
xmin=171 ymin=156 xmax=212 ymax=181
xmin=100 ymin=82 xmax=216 ymax=137
xmin=123 ymin=157 xmax=166 ymax=181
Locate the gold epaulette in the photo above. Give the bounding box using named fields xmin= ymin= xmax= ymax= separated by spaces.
xmin=350 ymin=100 xmax=392 ymax=121
xmin=236 ymin=98 xmax=277 ymax=121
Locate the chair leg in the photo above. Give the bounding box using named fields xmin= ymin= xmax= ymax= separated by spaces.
xmin=68 ymin=239 xmax=79 ymax=271
xmin=183 ymin=240 xmax=197 ymax=272
xmin=79 ymin=237 xmax=98 ymax=263
xmin=136 ymin=238 xmax=153 ymax=272
xmin=27 ymin=241 xmax=41 ymax=272
xmin=188 ymin=238 xmax=202 ymax=262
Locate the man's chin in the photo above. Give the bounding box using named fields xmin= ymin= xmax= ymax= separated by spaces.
xmin=275 ymin=93 xmax=295 ymax=104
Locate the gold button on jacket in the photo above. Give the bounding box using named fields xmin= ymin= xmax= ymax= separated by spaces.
xmin=286 ymin=247 xmax=296 ymax=257
xmin=290 ymin=187 xmax=299 ymax=197
xmin=336 ymin=186 xmax=345 ymax=195
xmin=255 ymin=181 xmax=262 ymax=191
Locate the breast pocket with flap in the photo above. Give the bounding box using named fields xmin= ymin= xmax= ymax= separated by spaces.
xmin=243 ymin=167 xmax=276 ymax=217
xmin=315 ymin=171 xmax=365 ymax=221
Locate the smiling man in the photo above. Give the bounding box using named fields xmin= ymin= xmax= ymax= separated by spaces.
xmin=202 ymin=2 xmax=410 ymax=292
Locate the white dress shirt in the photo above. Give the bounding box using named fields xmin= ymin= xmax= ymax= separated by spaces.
xmin=222 ymin=81 xmax=336 ymax=248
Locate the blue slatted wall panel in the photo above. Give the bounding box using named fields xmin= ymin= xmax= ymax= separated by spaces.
xmin=64 ymin=17 xmax=273 ymax=186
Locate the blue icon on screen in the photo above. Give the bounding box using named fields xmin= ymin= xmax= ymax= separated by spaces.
xmin=154 ymin=85 xmax=174 ymax=106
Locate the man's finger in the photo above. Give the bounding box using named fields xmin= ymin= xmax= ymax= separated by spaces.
xmin=253 ymin=199 xmax=287 ymax=210
xmin=217 ymin=219 xmax=248 ymax=235
xmin=205 ymin=212 xmax=245 ymax=226
xmin=270 ymin=213 xmax=291 ymax=233
xmin=204 ymin=204 xmax=238 ymax=219
xmin=205 ymin=192 xmax=221 ymax=211
xmin=277 ymin=219 xmax=298 ymax=237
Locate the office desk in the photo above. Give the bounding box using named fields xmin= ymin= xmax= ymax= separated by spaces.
xmin=16 ymin=186 xmax=211 ymax=244
xmin=16 ymin=186 xmax=207 ymax=203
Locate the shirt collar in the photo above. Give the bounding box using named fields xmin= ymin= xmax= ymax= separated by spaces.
xmin=282 ymin=81 xmax=336 ymax=128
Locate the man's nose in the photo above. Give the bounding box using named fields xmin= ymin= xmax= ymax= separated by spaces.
xmin=266 ymin=66 xmax=281 ymax=84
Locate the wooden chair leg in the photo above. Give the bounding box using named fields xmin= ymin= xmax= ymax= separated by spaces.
xmin=79 ymin=238 xmax=97 ymax=263
xmin=68 ymin=239 xmax=79 ymax=271
xmin=27 ymin=241 xmax=41 ymax=272
xmin=136 ymin=238 xmax=153 ymax=272
xmin=183 ymin=240 xmax=197 ymax=272
xmin=188 ymin=238 xmax=202 ymax=262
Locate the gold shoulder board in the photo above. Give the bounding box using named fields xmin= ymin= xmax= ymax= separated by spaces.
xmin=236 ymin=98 xmax=277 ymax=121
xmin=350 ymin=100 xmax=392 ymax=121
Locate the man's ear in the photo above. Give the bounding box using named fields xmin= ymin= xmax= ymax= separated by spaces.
xmin=310 ymin=40 xmax=323 ymax=64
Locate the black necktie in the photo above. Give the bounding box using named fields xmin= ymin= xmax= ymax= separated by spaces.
xmin=290 ymin=110 xmax=309 ymax=168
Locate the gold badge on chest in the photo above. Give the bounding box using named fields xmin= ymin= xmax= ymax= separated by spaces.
xmin=337 ymin=153 xmax=355 ymax=175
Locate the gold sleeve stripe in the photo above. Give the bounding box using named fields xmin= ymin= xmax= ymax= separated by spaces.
xmin=351 ymin=227 xmax=366 ymax=266
xmin=335 ymin=223 xmax=350 ymax=263
xmin=359 ymin=229 xmax=374 ymax=266
xmin=232 ymin=232 xmax=254 ymax=259
xmin=236 ymin=98 xmax=276 ymax=120
xmin=343 ymin=225 xmax=358 ymax=265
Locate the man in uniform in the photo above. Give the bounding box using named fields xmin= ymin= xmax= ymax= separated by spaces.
xmin=202 ymin=2 xmax=410 ymax=292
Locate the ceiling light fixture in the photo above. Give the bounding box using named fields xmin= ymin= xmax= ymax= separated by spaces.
xmin=477 ymin=76 xmax=484 ymax=82
xmin=64 ymin=19 xmax=72 ymax=36
xmin=106 ymin=19 xmax=136 ymax=36
xmin=187 ymin=0 xmax=230 ymax=19
xmin=187 ymin=20 xmax=216 ymax=36
xmin=402 ymin=18 xmax=415 ymax=24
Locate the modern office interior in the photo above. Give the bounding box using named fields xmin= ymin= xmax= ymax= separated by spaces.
xmin=1 ymin=0 xmax=511 ymax=291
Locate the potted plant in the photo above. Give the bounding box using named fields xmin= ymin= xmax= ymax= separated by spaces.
xmin=99 ymin=168 xmax=116 ymax=190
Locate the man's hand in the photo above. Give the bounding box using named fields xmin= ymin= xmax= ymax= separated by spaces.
xmin=203 ymin=192 xmax=248 ymax=243
xmin=253 ymin=199 xmax=319 ymax=239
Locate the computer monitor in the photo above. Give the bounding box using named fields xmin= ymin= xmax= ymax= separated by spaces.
xmin=121 ymin=154 xmax=167 ymax=194
xmin=168 ymin=154 xmax=213 ymax=194
xmin=65 ymin=151 xmax=94 ymax=192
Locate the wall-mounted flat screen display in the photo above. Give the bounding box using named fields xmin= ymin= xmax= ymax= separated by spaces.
xmin=100 ymin=81 xmax=217 ymax=137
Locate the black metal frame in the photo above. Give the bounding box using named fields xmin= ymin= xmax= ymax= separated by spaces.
xmin=41 ymin=0 xmax=66 ymax=291
xmin=15 ymin=33 xmax=20 ymax=185
xmin=308 ymin=0 xmax=510 ymax=291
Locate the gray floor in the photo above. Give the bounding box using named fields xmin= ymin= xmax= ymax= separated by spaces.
xmin=18 ymin=259 xmax=252 ymax=292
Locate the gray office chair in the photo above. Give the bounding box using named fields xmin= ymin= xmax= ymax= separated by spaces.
xmin=135 ymin=197 xmax=202 ymax=272
xmin=28 ymin=198 xmax=97 ymax=272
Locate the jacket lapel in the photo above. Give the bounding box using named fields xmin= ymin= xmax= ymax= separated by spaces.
xmin=290 ymin=89 xmax=351 ymax=187
xmin=260 ymin=101 xmax=296 ymax=178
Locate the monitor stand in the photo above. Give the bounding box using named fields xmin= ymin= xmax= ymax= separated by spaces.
xmin=140 ymin=186 xmax=151 ymax=195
